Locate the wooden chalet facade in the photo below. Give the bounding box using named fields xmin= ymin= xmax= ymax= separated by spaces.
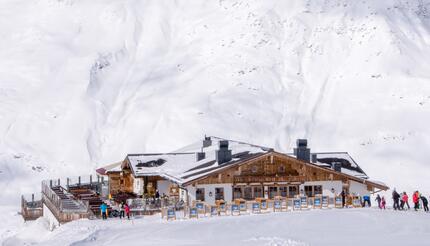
xmin=97 ymin=137 xmax=388 ymax=206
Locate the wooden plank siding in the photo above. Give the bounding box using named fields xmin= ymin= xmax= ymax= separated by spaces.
xmin=184 ymin=152 xmax=388 ymax=191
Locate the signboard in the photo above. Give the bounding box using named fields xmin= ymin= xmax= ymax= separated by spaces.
xmin=196 ymin=202 xmax=204 ymax=210
xmin=293 ymin=199 xmax=301 ymax=210
xmin=252 ymin=202 xmax=261 ymax=213
xmin=300 ymin=196 xmax=308 ymax=209
xmin=167 ymin=208 xmax=176 ymax=220
xmin=313 ymin=197 xmax=322 ymax=209
xmin=219 ymin=203 xmax=226 ymax=214
xmin=231 ymin=204 xmax=240 ymax=215
xmin=352 ymin=197 xmax=362 ymax=208
xmin=335 ymin=196 xmax=343 ymax=208
xmin=239 ymin=202 xmax=247 ymax=211
xmin=273 ymin=200 xmax=282 ymax=212
xmin=189 ymin=208 xmax=198 ymax=218
xmin=210 ymin=206 xmax=218 ymax=216
xmin=261 ymin=200 xmax=268 ymax=210
xmin=322 ymin=196 xmax=329 ymax=208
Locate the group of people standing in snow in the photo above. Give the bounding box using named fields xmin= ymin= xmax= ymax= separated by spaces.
xmin=375 ymin=189 xmax=429 ymax=212
xmin=99 ymin=201 xmax=130 ymax=220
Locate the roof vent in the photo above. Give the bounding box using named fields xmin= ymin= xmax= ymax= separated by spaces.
xmin=216 ymin=140 xmax=232 ymax=165
xmin=196 ymin=152 xmax=206 ymax=162
xmin=203 ymin=136 xmax=212 ymax=148
xmin=294 ymin=139 xmax=311 ymax=162
xmin=311 ymin=153 xmax=317 ymax=163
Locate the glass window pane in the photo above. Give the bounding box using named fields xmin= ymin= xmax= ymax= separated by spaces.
xmin=244 ymin=187 xmax=253 ymax=200
xmin=314 ymin=185 xmax=323 ymax=195
xmin=279 ymin=186 xmax=288 ymax=197
xmin=254 ymin=186 xmax=263 ymax=198
xmin=215 ymin=187 xmax=224 ymax=200
xmin=233 ymin=187 xmax=242 ymax=199
xmin=288 ymin=186 xmax=298 ymax=198
xmin=196 ymin=188 xmax=205 ymax=201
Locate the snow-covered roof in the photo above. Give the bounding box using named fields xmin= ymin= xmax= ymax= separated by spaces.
xmin=96 ymin=161 xmax=122 ymax=175
xmin=312 ymin=152 xmax=368 ymax=179
xmin=105 ymin=137 xmax=382 ymax=188
xmin=125 ymin=137 xmax=272 ymax=185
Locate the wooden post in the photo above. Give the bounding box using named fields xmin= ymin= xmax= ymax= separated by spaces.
xmin=90 ymin=175 xmax=92 ymax=185
xmin=50 ymin=180 xmax=52 ymax=188
xmin=78 ymin=176 xmax=81 ymax=185
xmin=67 ymin=178 xmax=70 ymax=190
xmin=58 ymin=178 xmax=60 ymax=186
xmin=97 ymin=175 xmax=100 ymax=183
xmin=32 ymin=194 xmax=34 ymax=202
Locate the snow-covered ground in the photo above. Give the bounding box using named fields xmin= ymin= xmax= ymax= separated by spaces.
xmin=3 ymin=208 xmax=430 ymax=246
xmin=1 ymin=0 xmax=430 ymax=243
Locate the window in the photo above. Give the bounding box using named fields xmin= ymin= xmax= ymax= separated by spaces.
xmin=288 ymin=186 xmax=298 ymax=198
xmin=196 ymin=188 xmax=205 ymax=201
xmin=215 ymin=187 xmax=224 ymax=200
xmin=244 ymin=187 xmax=253 ymax=200
xmin=269 ymin=186 xmax=278 ymax=199
xmin=279 ymin=186 xmax=288 ymax=197
xmin=251 ymin=165 xmax=258 ymax=173
xmin=304 ymin=186 xmax=313 ymax=197
xmin=278 ymin=165 xmax=286 ymax=173
xmin=314 ymin=185 xmax=323 ymax=195
xmin=254 ymin=186 xmax=263 ymax=198
xmin=233 ymin=187 xmax=242 ymax=199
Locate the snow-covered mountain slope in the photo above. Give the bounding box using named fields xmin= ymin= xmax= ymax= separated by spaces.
xmin=1 ymin=0 xmax=430 ymax=203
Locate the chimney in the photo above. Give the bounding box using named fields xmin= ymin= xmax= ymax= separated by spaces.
xmin=203 ymin=136 xmax=212 ymax=148
xmin=216 ymin=140 xmax=232 ymax=165
xmin=332 ymin=162 xmax=342 ymax=172
xmin=196 ymin=152 xmax=205 ymax=162
xmin=294 ymin=139 xmax=310 ymax=162
xmin=311 ymin=153 xmax=317 ymax=163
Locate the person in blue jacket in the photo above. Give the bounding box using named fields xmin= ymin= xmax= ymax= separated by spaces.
xmin=362 ymin=195 xmax=371 ymax=207
xmin=100 ymin=203 xmax=108 ymax=220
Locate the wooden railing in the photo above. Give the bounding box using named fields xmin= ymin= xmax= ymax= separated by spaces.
xmin=21 ymin=194 xmax=43 ymax=221
xmin=41 ymin=180 xmax=92 ymax=223
xmin=233 ymin=175 xmax=306 ymax=183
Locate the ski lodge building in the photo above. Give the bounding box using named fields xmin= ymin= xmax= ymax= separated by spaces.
xmin=97 ymin=137 xmax=388 ymax=205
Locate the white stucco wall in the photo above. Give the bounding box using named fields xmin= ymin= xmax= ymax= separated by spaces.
xmin=301 ymin=181 xmax=343 ymax=197
xmin=186 ymin=184 xmax=233 ymax=205
xmin=133 ymin=177 xmax=143 ymax=195
xmin=349 ymin=180 xmax=370 ymax=196
xmin=43 ymin=203 xmax=60 ymax=230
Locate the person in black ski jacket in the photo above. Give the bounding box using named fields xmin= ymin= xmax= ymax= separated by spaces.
xmin=341 ymin=190 xmax=346 ymax=208
xmin=392 ymin=189 xmax=400 ymax=210
xmin=421 ymin=196 xmax=429 ymax=212
xmin=375 ymin=194 xmax=382 ymax=209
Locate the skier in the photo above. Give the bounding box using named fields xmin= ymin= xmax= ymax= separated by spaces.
xmin=413 ymin=191 xmax=420 ymax=211
xmin=124 ymin=203 xmax=130 ymax=219
xmin=420 ymin=195 xmax=428 ymax=212
xmin=100 ymin=202 xmax=108 ymax=220
xmin=375 ymin=194 xmax=382 ymax=209
xmin=392 ymin=189 xmax=400 ymax=210
xmin=401 ymin=192 xmax=410 ymax=210
xmin=362 ymin=195 xmax=371 ymax=207
xmin=381 ymin=196 xmax=386 ymax=210
xmin=155 ymin=190 xmax=160 ymax=199
xmin=119 ymin=202 xmax=125 ymax=219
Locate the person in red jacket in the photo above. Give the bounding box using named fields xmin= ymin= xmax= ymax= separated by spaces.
xmin=401 ymin=192 xmax=410 ymax=210
xmin=381 ymin=196 xmax=386 ymax=210
xmin=124 ymin=203 xmax=131 ymax=219
xmin=413 ymin=191 xmax=420 ymax=211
